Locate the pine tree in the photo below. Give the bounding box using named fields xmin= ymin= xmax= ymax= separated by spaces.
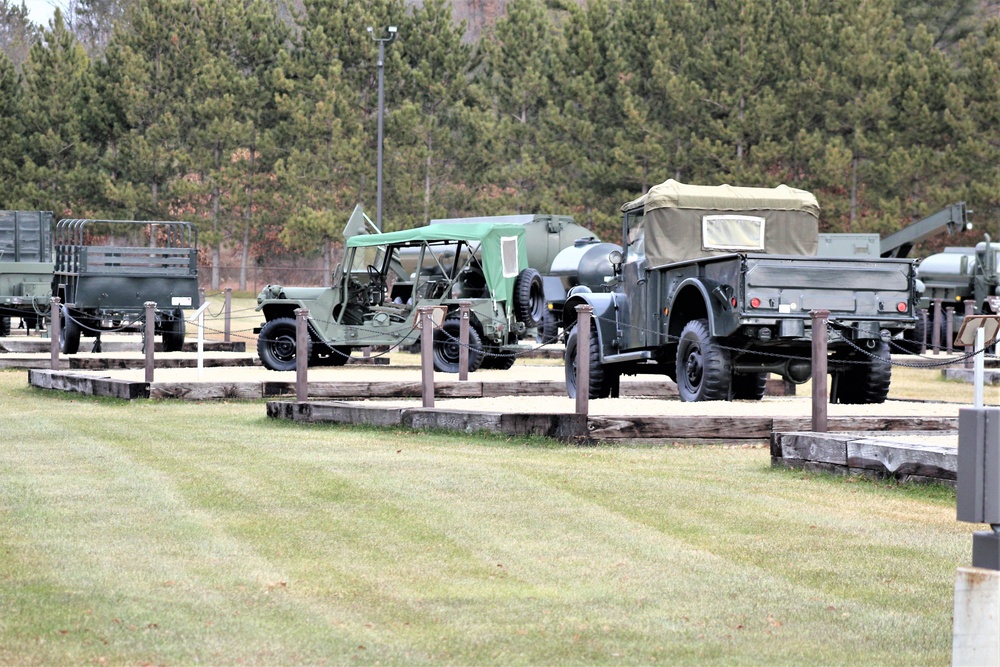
xmin=99 ymin=0 xmax=196 ymax=218
xmin=780 ymin=0 xmax=910 ymax=232
xmin=70 ymin=0 xmax=134 ymax=57
xmin=207 ymin=0 xmax=290 ymax=291
xmin=0 ymin=0 xmax=37 ymax=69
xmin=272 ymin=0 xmax=364 ymax=283
xmin=895 ymin=0 xmax=984 ymax=51
xmin=390 ymin=0 xmax=474 ymax=226
xmin=477 ymin=0 xmax=557 ymax=214
xmin=870 ymin=24 xmax=962 ymax=225
xmin=298 ymin=0 xmax=407 ymax=222
xmin=545 ymin=0 xmax=628 ymax=237
xmin=688 ymin=0 xmax=795 ymax=185
xmin=0 ymin=48 xmax=24 ymax=205
xmin=608 ymin=0 xmax=705 ymax=193
xmin=19 ymin=9 xmax=102 ymax=217
xmin=951 ymin=19 xmax=1000 ymax=229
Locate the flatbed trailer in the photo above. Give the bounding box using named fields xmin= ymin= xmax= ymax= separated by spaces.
xmin=52 ymin=219 xmax=199 ymax=353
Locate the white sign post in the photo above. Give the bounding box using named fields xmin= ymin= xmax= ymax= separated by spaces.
xmin=187 ymin=301 xmax=212 ymax=379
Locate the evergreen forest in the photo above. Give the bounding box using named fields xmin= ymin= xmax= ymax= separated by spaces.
xmin=0 ymin=0 xmax=998 ymax=288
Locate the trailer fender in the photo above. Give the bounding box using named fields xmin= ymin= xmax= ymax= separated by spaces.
xmin=562 ymin=291 xmax=619 ymax=355
xmin=666 ymin=278 xmax=738 ymax=339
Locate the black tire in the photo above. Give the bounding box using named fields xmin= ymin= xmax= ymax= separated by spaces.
xmin=433 ymin=318 xmax=483 ymax=373
xmin=480 ymin=347 xmax=516 ymax=370
xmin=675 ymin=318 xmax=731 ymax=402
xmin=565 ymin=321 xmax=615 ymax=399
xmin=513 ymin=268 xmax=545 ymax=328
xmin=731 ymin=372 xmax=768 ymax=400
xmin=60 ymin=308 xmax=81 ymax=354
xmin=161 ymin=309 xmax=186 ymax=352
xmin=831 ymin=341 xmax=892 ymax=405
xmin=897 ymin=311 xmax=927 ymax=355
xmin=536 ymin=310 xmax=559 ymax=345
xmin=257 ymin=317 xmax=312 ymax=371
xmin=0 ymin=316 xmax=9 ymax=337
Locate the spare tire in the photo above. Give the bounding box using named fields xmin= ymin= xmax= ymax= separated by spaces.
xmin=513 ymin=268 xmax=545 ymax=328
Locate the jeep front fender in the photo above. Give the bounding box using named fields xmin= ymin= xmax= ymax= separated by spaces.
xmin=562 ymin=291 xmax=621 ymax=356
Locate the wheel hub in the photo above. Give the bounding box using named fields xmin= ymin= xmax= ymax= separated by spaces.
xmin=684 ymin=348 xmax=703 ymax=386
xmin=272 ymin=334 xmax=296 ymax=361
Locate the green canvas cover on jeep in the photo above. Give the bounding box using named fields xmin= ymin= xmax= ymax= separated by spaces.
xmin=346 ymin=223 xmax=528 ymax=304
xmin=621 ymin=180 xmax=820 ymax=266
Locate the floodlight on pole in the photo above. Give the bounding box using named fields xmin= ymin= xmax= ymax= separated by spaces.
xmin=367 ymin=25 xmax=398 ymax=232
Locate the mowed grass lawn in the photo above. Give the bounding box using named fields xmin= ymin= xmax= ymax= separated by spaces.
xmin=0 ymin=370 xmax=969 ymax=666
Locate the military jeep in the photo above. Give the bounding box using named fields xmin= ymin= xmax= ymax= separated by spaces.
xmin=255 ymin=214 xmax=545 ymax=372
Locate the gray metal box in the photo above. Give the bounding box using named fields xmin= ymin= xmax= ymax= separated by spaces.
xmin=958 ymin=407 xmax=1000 ymax=524
xmin=817 ymin=233 xmax=881 ymax=258
xmin=973 ymin=531 xmax=1000 ymax=569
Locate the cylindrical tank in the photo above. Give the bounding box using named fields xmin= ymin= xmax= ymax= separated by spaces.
xmin=549 ymin=238 xmax=622 ymax=291
xmin=916 ymin=248 xmax=976 ymax=296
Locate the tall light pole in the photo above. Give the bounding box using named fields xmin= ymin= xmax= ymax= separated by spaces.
xmin=367 ymin=25 xmax=397 ymax=232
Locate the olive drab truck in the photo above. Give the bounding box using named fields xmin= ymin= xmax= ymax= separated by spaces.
xmin=562 ymin=180 xmax=918 ymax=403
xmin=0 ymin=211 xmax=54 ymax=335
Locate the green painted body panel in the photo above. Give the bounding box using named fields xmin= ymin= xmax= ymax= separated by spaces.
xmin=0 ymin=212 xmax=54 ymax=321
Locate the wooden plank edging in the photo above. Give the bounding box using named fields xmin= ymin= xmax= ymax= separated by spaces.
xmin=771 ymin=430 xmax=957 ymax=484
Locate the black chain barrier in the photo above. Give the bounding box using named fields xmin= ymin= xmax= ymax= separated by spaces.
xmin=134 ymin=304 xmax=997 ymax=370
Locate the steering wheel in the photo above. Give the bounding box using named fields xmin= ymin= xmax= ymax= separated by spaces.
xmin=367 ymin=265 xmax=387 ymax=306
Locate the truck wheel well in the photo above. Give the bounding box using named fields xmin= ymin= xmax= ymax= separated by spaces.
xmin=668 ymin=286 xmax=710 ymax=340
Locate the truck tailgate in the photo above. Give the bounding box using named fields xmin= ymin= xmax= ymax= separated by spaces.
xmin=743 ymin=256 xmax=913 ymax=318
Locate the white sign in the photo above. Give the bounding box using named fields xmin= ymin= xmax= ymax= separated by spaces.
xmin=955 ymin=315 xmax=1000 ymax=347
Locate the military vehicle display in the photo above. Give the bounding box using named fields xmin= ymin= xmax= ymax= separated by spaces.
xmin=255 ymin=215 xmax=546 ymax=372
xmin=0 ymin=210 xmax=54 ymax=335
xmin=881 ymin=202 xmax=1000 ymax=348
xmin=563 ymin=180 xmax=918 ymax=403
xmin=917 ymin=239 xmax=1000 ymax=339
xmin=53 ymin=219 xmax=199 ymax=354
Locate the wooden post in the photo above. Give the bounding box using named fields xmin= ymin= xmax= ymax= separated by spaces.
xmin=144 ymin=301 xmax=156 ymax=383
xmin=946 ymin=306 xmax=955 ymax=354
xmin=459 ymin=300 xmax=471 ymax=381
xmin=921 ymin=308 xmax=929 ymax=355
xmin=965 ymin=302 xmax=976 ymax=369
xmin=295 ymin=307 xmax=309 ymax=402
xmin=419 ymin=306 xmax=435 ymax=408
xmin=198 ymin=288 xmax=205 ymax=307
xmin=49 ymin=297 xmax=61 ymax=370
xmin=575 ymin=304 xmax=593 ymax=416
xmin=810 ymin=309 xmax=829 ymax=433
xmin=224 ymin=287 xmax=232 ymax=343
xmin=933 ymin=298 xmax=943 ymax=353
